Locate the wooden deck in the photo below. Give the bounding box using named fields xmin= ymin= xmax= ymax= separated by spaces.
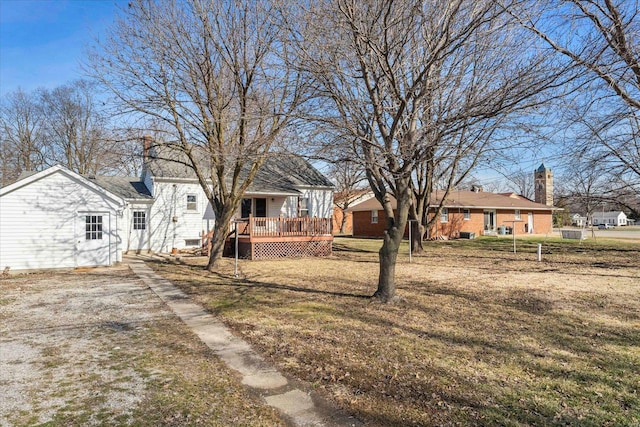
xmin=203 ymin=216 xmax=333 ymax=260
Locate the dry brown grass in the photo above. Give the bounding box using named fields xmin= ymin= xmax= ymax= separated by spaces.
xmin=150 ymin=236 xmax=640 ymax=426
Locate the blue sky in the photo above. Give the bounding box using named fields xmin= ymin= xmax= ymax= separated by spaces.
xmin=0 ymin=0 xmax=127 ymax=96
xmin=0 ymin=0 xmax=553 ymax=187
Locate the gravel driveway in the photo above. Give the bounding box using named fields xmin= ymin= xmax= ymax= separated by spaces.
xmin=0 ymin=264 xmax=284 ymax=426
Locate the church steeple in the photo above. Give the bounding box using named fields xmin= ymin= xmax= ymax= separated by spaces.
xmin=534 ymin=163 xmax=553 ymax=206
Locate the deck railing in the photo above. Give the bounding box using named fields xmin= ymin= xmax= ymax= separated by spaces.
xmin=235 ymin=216 xmax=332 ymax=237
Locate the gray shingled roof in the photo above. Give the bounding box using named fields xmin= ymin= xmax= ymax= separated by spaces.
xmin=90 ymin=176 xmax=153 ymax=200
xmin=146 ymin=146 xmax=334 ymax=192
xmin=12 ymin=169 xmax=151 ymax=201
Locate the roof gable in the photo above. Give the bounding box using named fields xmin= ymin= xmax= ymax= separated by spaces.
xmin=90 ymin=176 xmax=152 ymax=200
xmin=0 ymin=165 xmax=125 ymax=205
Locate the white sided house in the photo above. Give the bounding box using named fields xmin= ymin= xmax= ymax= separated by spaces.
xmin=0 ymin=166 xmax=127 ymax=271
xmin=140 ymin=144 xmax=335 ymax=256
xmin=591 ymin=211 xmax=628 ymax=227
xmin=0 ymin=147 xmax=334 ymax=271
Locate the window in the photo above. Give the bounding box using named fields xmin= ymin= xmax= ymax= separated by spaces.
xmin=85 ymin=215 xmax=103 ymax=240
xmin=185 ymin=239 xmax=200 ymax=246
xmin=254 ymin=198 xmax=267 ymax=217
xmin=299 ymin=197 xmax=309 ymax=217
xmin=371 ymin=210 xmax=378 ymax=224
xmin=463 ymin=209 xmax=470 ymax=220
xmin=440 ymin=207 xmax=449 ymax=223
xmin=241 ymin=198 xmax=252 ymax=218
xmin=133 ymin=211 xmax=146 ymax=230
xmin=186 ymin=194 xmax=197 ymax=211
xmin=515 ymin=209 xmax=521 ymax=220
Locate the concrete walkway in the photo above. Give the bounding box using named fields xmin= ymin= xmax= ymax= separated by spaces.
xmin=126 ymin=257 xmax=358 ymax=427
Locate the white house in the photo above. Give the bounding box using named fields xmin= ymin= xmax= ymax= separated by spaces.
xmin=591 ymin=211 xmax=628 ymax=226
xmin=0 ymin=145 xmax=334 ymax=271
xmin=570 ymin=213 xmax=588 ymax=227
xmin=0 ymin=166 xmax=127 ymax=271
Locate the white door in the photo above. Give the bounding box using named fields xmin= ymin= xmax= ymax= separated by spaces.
xmin=483 ymin=210 xmax=496 ymax=233
xmin=129 ymin=210 xmax=147 ymax=253
xmin=76 ymin=212 xmax=111 ymax=267
xmin=528 ymin=212 xmax=534 ymax=234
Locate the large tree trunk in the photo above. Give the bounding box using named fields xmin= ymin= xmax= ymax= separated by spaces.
xmin=410 ymin=220 xmax=425 ymax=254
xmin=339 ymin=210 xmax=348 ymax=234
xmin=206 ymin=207 xmax=234 ymax=271
xmin=207 ymin=225 xmax=228 ymax=270
xmin=374 ymin=231 xmax=401 ymax=302
xmin=373 ymin=192 xmax=409 ymax=302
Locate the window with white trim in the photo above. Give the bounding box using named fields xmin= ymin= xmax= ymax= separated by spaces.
xmin=85 ymin=215 xmax=103 ymax=240
xmin=440 ymin=207 xmax=449 ymax=223
xmin=371 ymin=210 xmax=378 ymax=224
xmin=515 ymin=209 xmax=521 ymax=220
xmin=463 ymin=209 xmax=470 ymax=220
xmin=133 ymin=211 xmax=146 ymax=230
xmin=186 ymin=194 xmax=197 ymax=211
xmin=299 ymin=197 xmax=309 ymax=217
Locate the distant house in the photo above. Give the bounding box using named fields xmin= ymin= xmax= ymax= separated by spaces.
xmin=591 ymin=211 xmax=628 ymax=226
xmin=348 ymin=190 xmax=559 ymax=239
xmin=332 ymin=190 xmax=371 ymax=235
xmin=571 ymin=213 xmax=588 ymax=227
xmin=0 ymin=143 xmax=334 ymax=271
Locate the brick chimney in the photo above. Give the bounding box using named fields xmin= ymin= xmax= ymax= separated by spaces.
xmin=142 ymin=135 xmax=152 ymax=162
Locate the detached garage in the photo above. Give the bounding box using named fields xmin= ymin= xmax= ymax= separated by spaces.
xmin=0 ymin=165 xmax=126 ymax=272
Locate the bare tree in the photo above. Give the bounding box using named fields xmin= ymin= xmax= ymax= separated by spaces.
xmin=88 ymin=0 xmax=307 ymax=269
xmin=297 ymin=0 xmax=567 ymax=300
xmin=39 ymin=80 xmax=117 ymax=176
xmin=503 ymin=169 xmax=535 ymax=199
xmin=0 ymin=88 xmax=46 ymax=185
xmin=558 ymin=159 xmax=609 ymax=223
xmin=509 ymin=0 xmax=640 ymax=194
xmin=328 ymin=157 xmax=367 ymax=234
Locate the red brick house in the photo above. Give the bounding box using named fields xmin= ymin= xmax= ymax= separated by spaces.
xmin=348 ymin=190 xmax=559 ymax=239
xmin=332 ymin=190 xmax=372 ymax=235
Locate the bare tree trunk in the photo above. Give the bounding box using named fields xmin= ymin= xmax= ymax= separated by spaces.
xmin=206 ymin=203 xmax=236 ymax=270
xmin=374 ymin=231 xmax=400 ymax=301
xmin=339 ymin=210 xmax=348 ymax=234
xmin=207 ymin=226 xmax=228 ymax=270
xmin=410 ymin=221 xmax=425 ymax=254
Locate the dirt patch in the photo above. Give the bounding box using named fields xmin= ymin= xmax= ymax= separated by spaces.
xmin=0 ymin=265 xmax=285 ymax=426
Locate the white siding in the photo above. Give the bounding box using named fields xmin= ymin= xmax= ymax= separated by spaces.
xmin=268 ymin=197 xmax=287 ymax=217
xmin=147 ymin=180 xmax=208 ymax=252
xmin=0 ymin=171 xmax=123 ymax=271
xmin=122 ymin=202 xmax=153 ymax=253
xmin=299 ymin=188 xmax=333 ymax=218
xmin=143 ymin=181 xmax=333 ymax=253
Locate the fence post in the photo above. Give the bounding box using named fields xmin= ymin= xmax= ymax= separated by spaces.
xmin=537 ymin=243 xmax=542 ymax=262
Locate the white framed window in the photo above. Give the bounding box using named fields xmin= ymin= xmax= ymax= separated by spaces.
xmin=371 ymin=210 xmax=379 ymax=224
xmin=440 ymin=207 xmax=449 ymax=223
xmin=515 ymin=209 xmax=521 ymax=220
xmin=463 ymin=209 xmax=470 ymax=220
xmin=133 ymin=211 xmax=146 ymax=230
xmin=186 ymin=194 xmax=197 ymax=211
xmin=299 ymin=197 xmax=309 ymax=217
xmin=85 ymin=215 xmax=103 ymax=240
